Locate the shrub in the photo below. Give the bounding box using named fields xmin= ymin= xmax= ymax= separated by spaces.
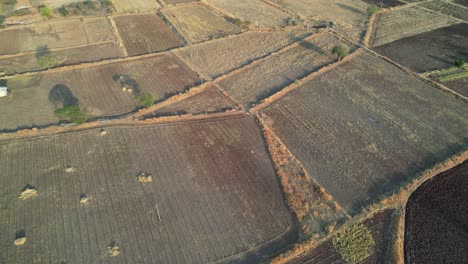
xmin=55 ymin=106 xmax=87 ymax=124
xmin=332 ymin=223 xmax=375 ymax=264
xmin=39 ymin=6 xmax=52 ymax=17
xmin=367 ymin=5 xmax=380 ymax=17
xmin=38 ymin=54 xmax=56 ymax=69
xmin=0 ymin=15 xmax=4 ymax=25
xmin=57 ymin=7 xmax=69 ymax=17
xmin=454 ymin=58 xmax=465 ymax=68
xmin=332 ymin=44 xmax=350 ymax=60
xmin=134 ymin=94 xmax=154 ymax=107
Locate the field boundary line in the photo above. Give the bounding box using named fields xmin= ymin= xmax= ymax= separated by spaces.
xmin=158 ymin=9 xmax=192 ymax=46
xmin=258 ymin=0 xmax=297 ymax=17
xmin=363 ymin=10 xmax=379 ymax=47
xmin=250 ymin=49 xmax=363 ymax=113
xmin=107 ymin=15 xmax=129 ymax=56
xmin=415 ymin=2 xmax=465 ymax=23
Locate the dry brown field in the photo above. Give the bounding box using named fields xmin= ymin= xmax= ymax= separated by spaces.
xmin=0 ymin=54 xmax=201 ymax=131
xmin=217 ymin=33 xmax=346 ymax=106
xmin=0 ymin=114 xmax=296 ymax=263
xmin=370 ymin=5 xmax=458 ymax=47
xmin=270 ymin=0 xmax=368 ymax=41
xmin=0 ymin=17 xmax=117 ymax=55
xmin=164 ymin=0 xmax=200 ymax=5
xmin=259 ymin=51 xmax=468 ymax=214
xmin=174 ymin=30 xmax=312 ymax=79
xmin=203 ymin=0 xmax=291 ymax=28
xmin=113 ymin=14 xmax=184 ymax=56
xmin=112 ymin=0 xmax=160 ymax=13
xmin=421 ymin=0 xmax=468 ymax=22
xmin=162 ymin=4 xmax=241 ymax=43
xmin=149 ymin=84 xmax=237 ymax=117
xmin=0 ymin=43 xmax=124 ymax=75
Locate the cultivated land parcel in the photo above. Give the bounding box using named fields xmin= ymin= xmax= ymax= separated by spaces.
xmin=0 ymin=0 xmax=467 ymax=263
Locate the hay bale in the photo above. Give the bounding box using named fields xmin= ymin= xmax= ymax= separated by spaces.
xmin=107 ymin=241 xmax=120 ymax=257
xmin=18 ymin=185 xmax=38 ymax=200
xmin=80 ymin=194 xmax=91 ymax=205
xmin=137 ymin=172 xmax=153 ymax=183
xmin=100 ymin=129 xmax=108 ymax=136
xmin=14 ymin=237 xmax=26 ymax=246
xmin=65 ymin=166 xmax=76 ymax=173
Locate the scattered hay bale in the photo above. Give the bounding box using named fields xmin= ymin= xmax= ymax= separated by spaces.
xmin=18 ymin=185 xmax=38 ymax=200
xmin=137 ymin=172 xmax=153 ymax=183
xmin=65 ymin=166 xmax=76 ymax=173
xmin=107 ymin=241 xmax=120 ymax=257
xmin=80 ymin=194 xmax=91 ymax=205
xmin=14 ymin=237 xmax=26 ymax=246
xmin=100 ymin=129 xmax=108 ymax=136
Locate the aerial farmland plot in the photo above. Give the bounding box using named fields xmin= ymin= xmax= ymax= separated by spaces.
xmin=174 ymin=30 xmax=312 ymax=79
xmin=162 ymin=4 xmax=241 ymax=43
xmin=0 ymin=54 xmax=201 ymax=131
xmin=163 ymin=0 xmax=200 ymax=5
xmin=259 ymin=51 xmax=468 ymax=214
xmin=203 ymin=0 xmax=291 ymax=28
xmin=0 ymin=114 xmax=296 ymax=263
xmin=112 ymin=0 xmax=160 ymax=13
xmin=216 ymin=33 xmax=349 ymax=106
xmin=369 ymin=5 xmax=459 ymax=47
xmin=113 ymin=14 xmax=185 ymax=56
xmin=421 ymin=0 xmax=468 ymax=22
xmin=405 ymin=161 xmax=468 ymax=264
xmin=373 ymin=23 xmax=468 ymax=73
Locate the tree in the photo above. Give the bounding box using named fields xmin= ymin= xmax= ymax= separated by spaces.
xmin=134 ymin=94 xmax=154 ymax=108
xmin=55 ymin=106 xmax=87 ymax=124
xmin=332 ymin=44 xmax=350 ymax=60
xmin=454 ymin=58 xmax=465 ymax=68
xmin=38 ymin=54 xmax=56 ymax=69
xmin=367 ymin=5 xmax=380 ymax=17
xmin=39 ymin=6 xmax=52 ymax=17
xmin=57 ymin=7 xmax=69 ymax=17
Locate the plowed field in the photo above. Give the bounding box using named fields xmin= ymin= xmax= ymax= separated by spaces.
xmin=162 ymin=5 xmax=241 ymax=43
xmin=114 ymin=14 xmax=184 ymax=56
xmin=0 ymin=114 xmax=296 ymax=263
xmin=260 ymin=51 xmax=468 ymax=214
xmin=405 ymin=161 xmax=468 ymax=264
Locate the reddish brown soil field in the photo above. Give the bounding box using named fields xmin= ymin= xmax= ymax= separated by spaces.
xmin=149 ymin=84 xmax=237 ymax=117
xmin=259 ymin=51 xmax=468 ymax=214
xmin=0 ymin=54 xmax=201 ymax=131
xmin=405 ymin=161 xmax=468 ymax=264
xmin=0 ymin=114 xmax=296 ymax=263
xmin=374 ymin=23 xmax=468 ymax=73
xmin=289 ymin=210 xmax=395 ymax=264
xmin=113 ymin=14 xmax=184 ymax=56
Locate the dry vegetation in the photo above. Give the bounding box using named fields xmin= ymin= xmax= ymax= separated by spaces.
xmin=112 ymin=0 xmax=160 ymax=13
xmin=421 ymin=0 xmax=468 ymax=22
xmin=162 ymin=4 xmax=241 ymax=43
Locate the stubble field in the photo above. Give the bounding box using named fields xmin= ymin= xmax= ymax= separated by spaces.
xmin=0 ymin=114 xmax=296 ymax=263
xmin=112 ymin=0 xmax=160 ymax=13
xmin=259 ymin=51 xmax=468 ymax=214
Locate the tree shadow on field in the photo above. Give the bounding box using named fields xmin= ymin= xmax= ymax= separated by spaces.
xmin=36 ymin=45 xmax=51 ymax=60
xmin=299 ymin=41 xmax=327 ymax=55
xmin=48 ymin=84 xmax=79 ymax=109
xmin=336 ymin=3 xmax=364 ymax=15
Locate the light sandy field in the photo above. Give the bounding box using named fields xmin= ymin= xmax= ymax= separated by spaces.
xmin=162 ymin=4 xmax=241 ymax=43
xmin=113 ymin=0 xmax=160 ymax=12
xmin=204 ymin=0 xmax=291 ymax=28
xmin=217 ymin=33 xmax=346 ymax=106
xmin=174 ymin=30 xmax=312 ymax=78
xmin=0 ymin=115 xmax=295 ymax=263
xmin=260 ymin=51 xmax=468 ymax=214
xmin=0 ymin=17 xmax=116 ymax=55
xmin=370 ymin=5 xmax=459 ymax=47
xmin=271 ymin=0 xmax=369 ymax=41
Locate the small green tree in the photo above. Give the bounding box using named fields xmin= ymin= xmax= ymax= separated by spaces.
xmin=332 ymin=44 xmax=350 ymax=60
xmin=38 ymin=54 xmax=56 ymax=69
xmin=39 ymin=6 xmax=52 ymax=17
xmin=454 ymin=58 xmax=465 ymax=68
xmin=134 ymin=94 xmax=154 ymax=108
xmin=55 ymin=106 xmax=87 ymax=124
xmin=367 ymin=5 xmax=380 ymax=17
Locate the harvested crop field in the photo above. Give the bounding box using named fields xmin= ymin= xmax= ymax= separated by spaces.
xmin=217 ymin=33 xmax=347 ymax=106
xmin=113 ymin=14 xmax=184 ymax=56
xmin=405 ymin=161 xmax=468 ymax=264
xmin=360 ymin=0 xmax=405 ymax=7
xmin=174 ymin=30 xmax=312 ymax=79
xmin=0 ymin=54 xmax=201 ymax=131
xmin=270 ymin=0 xmax=368 ymax=41
xmin=373 ymin=23 xmax=468 ymax=73
xmin=162 ymin=5 xmax=241 ymax=43
xmin=441 ymin=77 xmax=468 ymax=97
xmin=0 ymin=42 xmax=124 ymax=75
xmin=0 ymin=17 xmax=117 ymax=55
xmin=288 ymin=210 xmax=396 ymax=264
xmin=259 ymin=51 xmax=468 ymax=213
xmin=421 ymin=0 xmax=468 ymax=22
xmin=204 ymin=0 xmax=291 ymax=28
xmin=370 ymin=5 xmax=458 ymax=47
xmin=0 ymin=114 xmax=296 ymax=263
xmin=148 ymin=84 xmax=237 ymax=117
xmin=164 ymin=0 xmax=200 ymax=4
xmin=113 ymin=0 xmax=160 ymax=12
